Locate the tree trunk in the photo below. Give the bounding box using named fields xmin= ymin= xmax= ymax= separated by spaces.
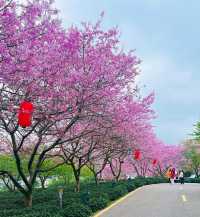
xmin=24 ymin=194 xmax=32 ymax=207
xmin=109 ymin=161 xmax=117 ymax=180
xmin=71 ymin=163 xmax=81 ymax=192
xmin=75 ymin=175 xmax=80 ymax=192
xmin=90 ymin=169 xmax=99 ymax=185
xmin=194 ymin=168 xmax=199 ymax=178
xmin=2 ymin=177 xmax=15 ymax=192
xmin=67 ymin=175 xmax=70 ymax=184
xmin=133 ymin=164 xmax=140 ymax=177
xmin=94 ymin=173 xmax=99 ymax=185
xmin=63 ymin=176 xmax=66 ymax=185
xmin=116 ymin=163 xmax=122 ymax=181
xmin=41 ymin=179 xmax=46 ymax=189
xmin=39 ymin=176 xmax=46 ymax=189
xmin=115 ymin=175 xmax=119 ymax=181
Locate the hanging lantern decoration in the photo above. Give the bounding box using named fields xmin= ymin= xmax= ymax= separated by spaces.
xmin=18 ymin=112 xmax=32 ymax=128
xmin=19 ymin=101 xmax=34 ymax=113
xmin=133 ymin=149 xmax=141 ymax=160
xmin=18 ymin=101 xmax=34 ymax=128
xmin=152 ymin=159 xmax=157 ymax=166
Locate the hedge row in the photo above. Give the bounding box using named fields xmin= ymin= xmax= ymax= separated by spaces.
xmin=0 ymin=177 xmax=168 ymax=217
xmin=182 ymin=177 xmax=200 ymax=183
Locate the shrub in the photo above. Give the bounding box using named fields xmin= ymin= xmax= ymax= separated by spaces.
xmin=62 ymin=192 xmax=82 ymax=206
xmin=125 ymin=180 xmax=136 ymax=192
xmin=133 ymin=178 xmax=146 ymax=187
xmin=0 ymin=209 xmax=62 ymax=217
xmin=145 ymin=177 xmax=159 ymax=185
xmin=86 ymin=192 xmax=110 ymax=212
xmin=185 ymin=178 xmax=200 ymax=183
xmin=184 ymin=171 xmax=192 ymax=177
xmin=80 ymin=191 xmax=91 ymax=205
xmin=61 ymin=202 xmax=92 ymax=217
xmin=13 ymin=211 xmax=62 ymax=217
xmin=0 ymin=177 xmax=170 ymax=217
xmin=108 ymin=184 xmax=128 ymax=201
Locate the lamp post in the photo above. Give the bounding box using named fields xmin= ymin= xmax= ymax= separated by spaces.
xmin=58 ymin=186 xmax=64 ymax=209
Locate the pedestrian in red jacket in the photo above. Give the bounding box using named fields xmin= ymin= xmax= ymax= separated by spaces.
xmin=170 ymin=168 xmax=176 ymax=184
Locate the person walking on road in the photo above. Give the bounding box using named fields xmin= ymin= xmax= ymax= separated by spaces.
xmin=170 ymin=168 xmax=176 ymax=184
xmin=179 ymin=170 xmax=184 ymax=184
xmin=166 ymin=166 xmax=172 ymax=183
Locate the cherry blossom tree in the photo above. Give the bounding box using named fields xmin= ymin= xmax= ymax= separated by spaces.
xmin=0 ymin=0 xmax=141 ymax=206
xmin=0 ymin=0 xmax=185 ymax=208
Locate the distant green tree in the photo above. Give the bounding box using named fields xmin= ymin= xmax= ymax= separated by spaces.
xmin=38 ymin=159 xmax=59 ymax=189
xmin=184 ymin=170 xmax=192 ymax=177
xmin=192 ymin=121 xmax=200 ymax=141
xmin=185 ymin=148 xmax=200 ymax=177
xmin=54 ymin=164 xmax=74 ymax=185
xmin=80 ymin=167 xmax=93 ymax=182
xmin=0 ymin=155 xmax=18 ymax=191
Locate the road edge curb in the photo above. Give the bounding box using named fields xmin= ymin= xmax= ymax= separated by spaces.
xmin=92 ymin=186 xmax=143 ymax=217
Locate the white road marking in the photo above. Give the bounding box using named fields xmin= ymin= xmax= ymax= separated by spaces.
xmin=182 ymin=194 xmax=187 ymax=202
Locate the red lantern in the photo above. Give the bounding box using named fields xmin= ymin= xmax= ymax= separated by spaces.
xmin=133 ymin=150 xmax=141 ymax=160
xmin=19 ymin=101 xmax=33 ymax=113
xmin=152 ymin=159 xmax=157 ymax=166
xmin=18 ymin=101 xmax=34 ymax=128
xmin=18 ymin=113 xmax=31 ymax=128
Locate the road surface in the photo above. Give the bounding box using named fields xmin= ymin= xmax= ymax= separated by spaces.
xmin=98 ymin=183 xmax=200 ymax=217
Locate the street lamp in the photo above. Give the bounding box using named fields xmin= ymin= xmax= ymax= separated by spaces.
xmin=58 ymin=186 xmax=64 ymax=209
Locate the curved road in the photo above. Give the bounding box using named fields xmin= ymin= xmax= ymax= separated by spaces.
xmin=98 ymin=183 xmax=200 ymax=217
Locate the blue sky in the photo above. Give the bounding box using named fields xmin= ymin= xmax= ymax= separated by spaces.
xmin=55 ymin=0 xmax=200 ymax=144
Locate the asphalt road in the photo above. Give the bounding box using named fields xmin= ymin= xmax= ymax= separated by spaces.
xmin=98 ymin=183 xmax=200 ymax=217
